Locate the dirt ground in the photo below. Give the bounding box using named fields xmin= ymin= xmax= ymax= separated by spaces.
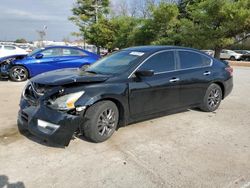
xmin=0 ymin=67 xmax=250 ymax=188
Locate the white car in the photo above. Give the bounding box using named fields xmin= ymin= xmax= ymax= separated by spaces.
xmin=220 ymin=49 xmax=243 ymax=61
xmin=0 ymin=45 xmax=28 ymax=58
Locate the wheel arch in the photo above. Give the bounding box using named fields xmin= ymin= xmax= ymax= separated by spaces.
xmin=213 ymin=81 xmax=225 ymax=99
xmin=11 ymin=64 xmax=30 ymax=78
xmin=84 ymin=97 xmax=128 ymax=129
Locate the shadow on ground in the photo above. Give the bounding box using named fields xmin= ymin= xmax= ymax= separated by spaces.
xmin=0 ymin=175 xmax=25 ymax=188
xmin=18 ymin=129 xmax=66 ymax=149
xmin=1 ymin=108 xmax=207 ymax=148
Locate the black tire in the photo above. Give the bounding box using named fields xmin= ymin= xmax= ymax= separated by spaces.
xmin=83 ymin=101 xmax=119 ymax=143
xmin=200 ymin=83 xmax=222 ymax=112
xmin=9 ymin=66 xmax=29 ymax=82
xmin=229 ymin=56 xmax=236 ymax=61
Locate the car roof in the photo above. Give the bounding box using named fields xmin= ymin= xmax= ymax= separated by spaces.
xmin=123 ymin=45 xmax=200 ymax=53
xmin=44 ymin=46 xmax=82 ymax=50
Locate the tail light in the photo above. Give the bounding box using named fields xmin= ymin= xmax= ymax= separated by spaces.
xmin=225 ymin=67 xmax=233 ymax=76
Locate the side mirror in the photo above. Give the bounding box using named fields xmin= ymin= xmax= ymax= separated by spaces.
xmin=35 ymin=53 xmax=43 ymax=59
xmin=135 ymin=70 xmax=154 ymax=77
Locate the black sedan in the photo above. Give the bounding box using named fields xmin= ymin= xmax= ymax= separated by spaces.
xmin=18 ymin=46 xmax=233 ymax=146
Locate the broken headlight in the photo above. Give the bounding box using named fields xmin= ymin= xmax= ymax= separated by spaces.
xmin=49 ymin=91 xmax=85 ymax=111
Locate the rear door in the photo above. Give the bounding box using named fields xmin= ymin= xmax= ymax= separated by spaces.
xmin=176 ymin=50 xmax=213 ymax=107
xmin=55 ymin=48 xmax=89 ymax=68
xmin=129 ymin=50 xmax=181 ymax=117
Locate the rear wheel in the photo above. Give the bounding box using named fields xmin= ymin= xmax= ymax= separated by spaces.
xmin=83 ymin=101 xmax=119 ymax=142
xmin=9 ymin=66 xmax=28 ymax=82
xmin=200 ymin=83 xmax=222 ymax=112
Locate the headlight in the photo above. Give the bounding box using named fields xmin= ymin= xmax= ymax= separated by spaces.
xmin=22 ymin=80 xmax=31 ymax=99
xmin=49 ymin=91 xmax=85 ymax=110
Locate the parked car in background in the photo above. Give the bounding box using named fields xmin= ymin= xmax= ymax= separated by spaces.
xmin=0 ymin=46 xmax=100 ymax=81
xmin=17 ymin=46 xmax=233 ymax=146
xmin=0 ymin=45 xmax=28 ymax=58
xmin=220 ymin=49 xmax=243 ymax=61
xmin=17 ymin=45 xmax=34 ymax=53
xmin=234 ymin=50 xmax=250 ymax=61
xmin=202 ymin=50 xmax=215 ymax=57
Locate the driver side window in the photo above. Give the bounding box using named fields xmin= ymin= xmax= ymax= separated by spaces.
xmin=139 ymin=51 xmax=176 ymax=73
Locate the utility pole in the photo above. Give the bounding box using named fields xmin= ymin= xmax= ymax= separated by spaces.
xmin=36 ymin=25 xmax=47 ymax=47
xmin=92 ymin=0 xmax=102 ymax=54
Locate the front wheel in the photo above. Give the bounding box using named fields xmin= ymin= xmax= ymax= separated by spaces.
xmin=9 ymin=66 xmax=29 ymax=82
xmin=229 ymin=56 xmax=236 ymax=61
xmin=200 ymin=83 xmax=222 ymax=112
xmin=83 ymin=101 xmax=119 ymax=143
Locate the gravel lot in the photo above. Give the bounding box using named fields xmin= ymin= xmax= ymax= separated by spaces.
xmin=0 ymin=67 xmax=250 ymax=188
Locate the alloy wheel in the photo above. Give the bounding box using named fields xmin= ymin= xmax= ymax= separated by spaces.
xmin=11 ymin=67 xmax=27 ymax=81
xmin=207 ymin=88 xmax=221 ymax=108
xmin=97 ymin=108 xmax=116 ymax=137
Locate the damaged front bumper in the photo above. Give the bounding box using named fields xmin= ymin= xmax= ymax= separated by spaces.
xmin=18 ymin=91 xmax=84 ymax=146
xmin=0 ymin=62 xmax=11 ymax=78
xmin=0 ymin=54 xmax=27 ymax=78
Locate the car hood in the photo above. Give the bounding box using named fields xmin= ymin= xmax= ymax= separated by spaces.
xmin=0 ymin=54 xmax=27 ymax=64
xmin=31 ymin=68 xmax=111 ymax=86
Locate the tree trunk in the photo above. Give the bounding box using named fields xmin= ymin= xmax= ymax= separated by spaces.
xmin=97 ymin=46 xmax=100 ymax=55
xmin=214 ymin=48 xmax=222 ymax=59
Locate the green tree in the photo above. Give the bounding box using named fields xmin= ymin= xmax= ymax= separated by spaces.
xmin=15 ymin=38 xmax=27 ymax=43
xmin=133 ymin=2 xmax=180 ymax=45
xmin=111 ymin=16 xmax=141 ymax=48
xmin=69 ymin=0 xmax=110 ymax=53
xmin=183 ymin=0 xmax=250 ymax=58
xmin=85 ymin=18 xmax=115 ymax=50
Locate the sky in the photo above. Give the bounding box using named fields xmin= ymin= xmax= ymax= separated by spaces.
xmin=0 ymin=0 xmax=78 ymax=42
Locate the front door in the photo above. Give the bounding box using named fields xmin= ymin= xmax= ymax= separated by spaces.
xmin=129 ymin=50 xmax=181 ymax=117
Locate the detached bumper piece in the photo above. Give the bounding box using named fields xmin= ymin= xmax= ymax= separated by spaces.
xmin=18 ymin=98 xmax=83 ymax=146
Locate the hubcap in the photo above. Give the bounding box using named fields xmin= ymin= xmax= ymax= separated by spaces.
xmin=12 ymin=68 xmax=26 ymax=81
xmin=97 ymin=108 xmax=116 ymax=136
xmin=207 ymin=88 xmax=221 ymax=108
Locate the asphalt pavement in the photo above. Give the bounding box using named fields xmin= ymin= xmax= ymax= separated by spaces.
xmin=0 ymin=67 xmax=250 ymax=188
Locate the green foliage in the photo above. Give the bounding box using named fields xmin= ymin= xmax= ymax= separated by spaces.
xmin=111 ymin=16 xmax=142 ymax=48
xmin=70 ymin=0 xmax=109 ymax=24
xmin=133 ymin=3 xmax=180 ymax=45
xmin=85 ymin=18 xmax=115 ymax=49
xmin=15 ymin=38 xmax=27 ymax=43
xmin=70 ymin=0 xmax=250 ymax=56
xmin=69 ymin=0 xmax=110 ymax=50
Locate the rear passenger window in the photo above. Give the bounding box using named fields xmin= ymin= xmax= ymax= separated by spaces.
xmin=62 ymin=48 xmax=87 ymax=56
xmin=178 ymin=51 xmax=211 ymax=69
xmin=140 ymin=51 xmax=175 ymax=73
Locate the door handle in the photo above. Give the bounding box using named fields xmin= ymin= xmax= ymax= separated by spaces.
xmin=169 ymin=78 xmax=180 ymax=83
xmin=203 ymin=71 xmax=211 ymax=76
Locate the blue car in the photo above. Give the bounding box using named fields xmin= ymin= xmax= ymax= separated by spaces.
xmin=0 ymin=46 xmax=100 ymax=81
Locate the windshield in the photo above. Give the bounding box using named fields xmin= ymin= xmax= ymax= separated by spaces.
xmin=86 ymin=50 xmax=145 ymax=75
xmin=28 ymin=48 xmax=42 ymax=56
